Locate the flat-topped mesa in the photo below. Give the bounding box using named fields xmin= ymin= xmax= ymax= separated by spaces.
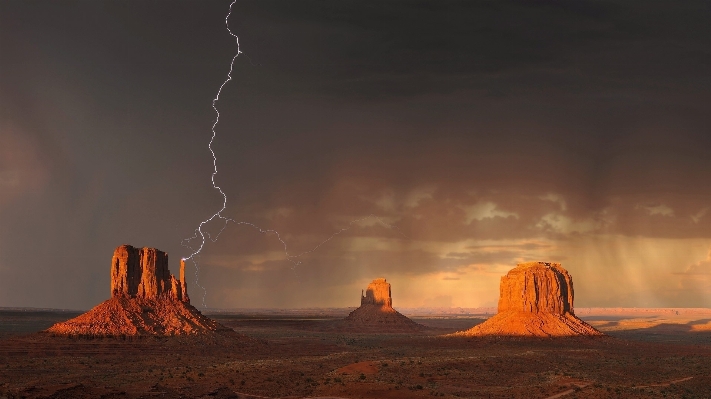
xmin=110 ymin=245 xmax=188 ymax=303
xmin=451 ymin=261 xmax=602 ymax=337
xmin=361 ymin=278 xmax=392 ymax=307
xmin=498 ymin=261 xmax=573 ymax=315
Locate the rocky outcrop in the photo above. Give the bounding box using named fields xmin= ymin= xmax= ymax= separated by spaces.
xmin=452 ymin=262 xmax=602 ymax=337
xmin=110 ymin=245 xmax=188 ymax=303
xmin=47 ymin=245 xmax=227 ymax=337
xmin=498 ymin=262 xmax=573 ymax=314
xmin=361 ymin=278 xmax=392 ymax=307
xmin=180 ymin=259 xmax=190 ymax=303
xmin=339 ymin=278 xmax=426 ymax=333
xmin=45 ymin=297 xmax=228 ymax=337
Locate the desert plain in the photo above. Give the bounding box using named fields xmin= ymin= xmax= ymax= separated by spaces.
xmin=1 ymin=306 xmax=710 ymax=399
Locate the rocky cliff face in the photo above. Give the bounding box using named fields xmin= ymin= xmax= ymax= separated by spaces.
xmin=361 ymin=278 xmax=393 ymax=307
xmin=452 ymin=262 xmax=602 ymax=337
xmin=498 ymin=262 xmax=573 ymax=314
xmin=110 ymin=245 xmax=188 ymax=303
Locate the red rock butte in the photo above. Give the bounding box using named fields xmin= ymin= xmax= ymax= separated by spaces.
xmin=339 ymin=278 xmax=426 ymax=332
xmin=360 ymin=278 xmax=393 ymax=307
xmin=110 ymin=245 xmax=189 ymax=302
xmin=47 ymin=245 xmax=230 ymax=337
xmin=453 ymin=262 xmax=603 ymax=337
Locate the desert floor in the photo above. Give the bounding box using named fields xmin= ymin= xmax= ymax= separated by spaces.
xmin=1 ymin=308 xmax=710 ymax=398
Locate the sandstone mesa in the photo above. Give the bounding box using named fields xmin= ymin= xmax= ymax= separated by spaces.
xmin=47 ymin=245 xmax=229 ymax=337
xmin=453 ymin=262 xmax=603 ymax=337
xmin=340 ymin=278 xmax=426 ymax=332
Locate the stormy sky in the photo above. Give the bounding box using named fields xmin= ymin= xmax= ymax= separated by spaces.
xmin=1 ymin=0 xmax=711 ymax=310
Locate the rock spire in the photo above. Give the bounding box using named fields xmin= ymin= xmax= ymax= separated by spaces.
xmin=498 ymin=261 xmax=572 ymax=314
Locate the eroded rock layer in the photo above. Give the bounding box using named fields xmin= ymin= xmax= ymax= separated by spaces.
xmin=454 ymin=262 xmax=602 ymax=337
xmin=47 ymin=245 xmax=226 ymax=337
xmin=46 ymin=297 xmax=229 ymax=337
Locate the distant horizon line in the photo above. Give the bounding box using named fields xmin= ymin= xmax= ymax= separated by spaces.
xmin=3 ymin=306 xmax=711 ymax=314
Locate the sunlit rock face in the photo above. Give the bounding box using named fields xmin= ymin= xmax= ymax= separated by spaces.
xmin=453 ymin=262 xmax=603 ymax=337
xmin=46 ymin=245 xmax=226 ymax=337
xmin=360 ymin=278 xmax=393 ymax=307
xmin=498 ymin=262 xmax=573 ymax=314
xmin=110 ymin=245 xmax=188 ymax=303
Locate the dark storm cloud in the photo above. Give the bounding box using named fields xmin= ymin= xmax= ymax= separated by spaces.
xmin=2 ymin=0 xmax=711 ymax=308
xmin=221 ymin=0 xmax=711 ymax=229
xmin=231 ymin=0 xmax=711 ymax=98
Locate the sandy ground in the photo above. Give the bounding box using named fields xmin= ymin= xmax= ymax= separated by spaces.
xmin=0 ymin=308 xmax=710 ymax=398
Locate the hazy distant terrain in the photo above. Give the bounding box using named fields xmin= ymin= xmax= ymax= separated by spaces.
xmin=0 ymin=308 xmax=82 ymax=339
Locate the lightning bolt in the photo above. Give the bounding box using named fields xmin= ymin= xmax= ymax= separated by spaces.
xmin=183 ymin=213 xmax=407 ymax=308
xmin=181 ymin=0 xmax=240 ymax=307
xmin=182 ymin=1 xmax=408 ymax=308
